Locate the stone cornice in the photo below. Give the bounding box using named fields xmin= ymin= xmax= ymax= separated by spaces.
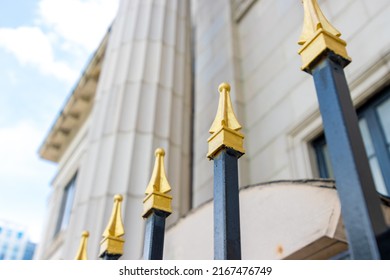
xmin=38 ymin=32 xmax=109 ymax=163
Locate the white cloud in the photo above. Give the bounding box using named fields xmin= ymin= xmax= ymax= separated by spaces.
xmin=37 ymin=0 xmax=119 ymax=53
xmin=0 ymin=121 xmax=45 ymax=178
xmin=0 ymin=0 xmax=119 ymax=84
xmin=0 ymin=26 xmax=78 ymax=83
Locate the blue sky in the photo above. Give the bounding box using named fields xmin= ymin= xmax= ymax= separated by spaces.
xmin=0 ymin=0 xmax=119 ymax=242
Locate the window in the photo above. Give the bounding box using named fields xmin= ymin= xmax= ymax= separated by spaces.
xmin=313 ymin=87 xmax=390 ymax=198
xmin=54 ymin=173 xmax=77 ymax=236
xmin=17 ymin=232 xmax=23 ymax=239
xmin=312 ymin=136 xmax=333 ymax=179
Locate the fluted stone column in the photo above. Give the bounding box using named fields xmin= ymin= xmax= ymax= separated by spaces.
xmin=64 ymin=0 xmax=192 ymax=259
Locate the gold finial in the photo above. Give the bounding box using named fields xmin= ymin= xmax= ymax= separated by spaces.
xmin=298 ymin=0 xmax=351 ymax=71
xmin=99 ymin=195 xmax=125 ymax=256
xmin=209 ymin=83 xmax=241 ymax=133
xmin=298 ymin=0 xmax=341 ymax=45
xmin=75 ymin=231 xmax=89 ymax=260
xmin=207 ymin=82 xmax=245 ymax=159
xmin=142 ymin=148 xmax=172 ymax=218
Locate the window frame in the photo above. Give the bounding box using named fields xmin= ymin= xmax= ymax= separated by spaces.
xmin=53 ymin=173 xmax=77 ymax=237
xmin=312 ymin=136 xmax=332 ymax=179
xmin=312 ymin=86 xmax=390 ymax=198
xmin=357 ymin=89 xmax=390 ymax=196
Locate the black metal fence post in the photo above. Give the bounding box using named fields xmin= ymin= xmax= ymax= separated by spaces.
xmin=208 ymin=83 xmax=244 ymax=260
xmin=142 ymin=148 xmax=172 ymax=260
xmin=99 ymin=195 xmax=125 ymax=260
xmin=298 ymin=0 xmax=389 ymax=259
xmin=75 ymin=231 xmax=89 ymax=260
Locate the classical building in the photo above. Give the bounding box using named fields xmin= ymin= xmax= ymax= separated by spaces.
xmin=36 ymin=0 xmax=390 ymax=259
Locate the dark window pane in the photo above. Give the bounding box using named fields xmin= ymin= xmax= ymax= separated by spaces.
xmin=54 ymin=173 xmax=77 ymax=236
xmin=359 ymin=119 xmax=375 ymax=157
xmin=313 ymin=88 xmax=390 ymax=198
xmin=376 ymin=98 xmax=390 ymax=147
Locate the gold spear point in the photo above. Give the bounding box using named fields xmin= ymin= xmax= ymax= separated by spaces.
xmin=75 ymin=231 xmax=89 ymax=260
xmin=99 ymin=194 xmax=125 ymax=256
xmin=207 ymin=82 xmax=245 ymax=159
xmin=142 ymin=148 xmax=172 ymax=218
xmin=298 ymin=0 xmax=351 ymax=72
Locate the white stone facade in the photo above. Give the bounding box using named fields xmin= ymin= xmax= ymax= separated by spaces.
xmin=37 ymin=0 xmax=390 ymax=259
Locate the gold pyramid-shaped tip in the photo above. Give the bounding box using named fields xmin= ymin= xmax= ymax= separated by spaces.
xmin=207 ymin=83 xmax=245 ymax=159
xmin=145 ymin=148 xmax=171 ymax=195
xmin=209 ymin=82 xmax=242 ymax=134
xmin=298 ymin=0 xmax=351 ymax=71
xmin=100 ymin=194 xmax=125 ymax=256
xmin=143 ymin=148 xmax=172 ymax=217
xmin=102 ymin=194 xmax=125 ymax=238
xmin=75 ymin=231 xmax=89 ymax=260
xmin=298 ymin=0 xmax=340 ymax=45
